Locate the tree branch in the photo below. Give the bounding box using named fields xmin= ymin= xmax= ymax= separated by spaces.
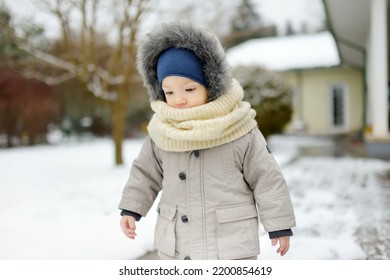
xmin=21 ymin=70 xmax=75 ymax=85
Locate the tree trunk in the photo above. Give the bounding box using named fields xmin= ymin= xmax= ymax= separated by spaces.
xmin=110 ymin=85 xmax=129 ymax=165
xmin=6 ymin=134 xmax=13 ymax=148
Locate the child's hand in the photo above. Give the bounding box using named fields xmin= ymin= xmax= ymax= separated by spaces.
xmin=271 ymin=236 xmax=290 ymax=256
xmin=120 ymin=216 xmax=137 ymax=239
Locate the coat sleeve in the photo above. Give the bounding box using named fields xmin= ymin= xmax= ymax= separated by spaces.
xmin=118 ymin=137 xmax=163 ymax=217
xmin=243 ymin=128 xmax=296 ymax=232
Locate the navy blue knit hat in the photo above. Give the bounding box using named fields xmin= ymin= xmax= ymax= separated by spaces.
xmin=157 ymin=47 xmax=207 ymax=88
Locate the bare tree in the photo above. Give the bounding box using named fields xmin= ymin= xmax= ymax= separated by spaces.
xmin=1 ymin=0 xmax=255 ymax=164
xmin=1 ymin=0 xmax=152 ymax=165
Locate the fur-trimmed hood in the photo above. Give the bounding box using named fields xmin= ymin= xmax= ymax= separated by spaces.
xmin=137 ymin=22 xmax=232 ymax=102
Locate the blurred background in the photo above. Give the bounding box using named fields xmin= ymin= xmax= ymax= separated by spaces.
xmin=0 ymin=0 xmax=328 ymax=163
xmin=0 ymin=0 xmax=389 ymax=260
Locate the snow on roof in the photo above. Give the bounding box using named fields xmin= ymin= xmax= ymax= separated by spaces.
xmin=226 ymin=31 xmax=340 ymax=71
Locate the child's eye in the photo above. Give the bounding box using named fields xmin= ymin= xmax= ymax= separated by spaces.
xmin=185 ymin=88 xmax=196 ymax=92
xmin=164 ymin=91 xmax=173 ymax=95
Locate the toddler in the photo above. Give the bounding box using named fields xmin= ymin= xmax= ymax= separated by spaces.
xmin=119 ymin=22 xmax=296 ymax=260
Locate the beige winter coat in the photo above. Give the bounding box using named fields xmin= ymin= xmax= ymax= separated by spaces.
xmin=119 ymin=127 xmax=296 ymax=260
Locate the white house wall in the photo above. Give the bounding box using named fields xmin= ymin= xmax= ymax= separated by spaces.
xmin=283 ymin=67 xmax=363 ymax=134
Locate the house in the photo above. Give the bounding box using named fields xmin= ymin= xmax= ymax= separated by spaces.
xmin=226 ymin=32 xmax=364 ymax=136
xmin=323 ymin=0 xmax=389 ymax=158
xmin=227 ymin=0 xmax=389 ymax=158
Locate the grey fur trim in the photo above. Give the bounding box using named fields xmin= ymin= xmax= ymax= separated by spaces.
xmin=137 ymin=22 xmax=232 ymax=102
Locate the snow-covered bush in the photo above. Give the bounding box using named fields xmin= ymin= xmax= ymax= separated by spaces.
xmin=233 ymin=65 xmax=293 ymax=138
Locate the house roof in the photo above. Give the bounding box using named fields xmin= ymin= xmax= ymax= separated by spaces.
xmin=226 ymin=31 xmax=340 ymax=71
xmin=322 ymin=0 xmax=369 ymax=68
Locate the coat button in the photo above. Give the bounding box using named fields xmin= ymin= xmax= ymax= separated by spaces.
xmin=178 ymin=172 xmax=186 ymax=180
xmin=181 ymin=215 xmax=189 ymax=223
xmin=193 ymin=150 xmax=200 ymax=157
xmin=184 ymin=256 xmax=191 ymax=260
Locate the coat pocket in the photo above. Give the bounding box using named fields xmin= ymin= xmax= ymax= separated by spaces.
xmin=154 ymin=201 xmax=177 ymax=257
xmin=215 ymin=202 xmax=260 ymax=259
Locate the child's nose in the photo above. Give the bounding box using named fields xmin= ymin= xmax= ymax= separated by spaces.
xmin=174 ymin=94 xmax=186 ymax=105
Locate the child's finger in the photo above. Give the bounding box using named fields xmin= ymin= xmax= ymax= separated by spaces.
xmin=128 ymin=221 xmax=136 ymax=231
xmin=120 ymin=218 xmax=128 ymax=232
xmin=277 ymin=238 xmax=285 ymax=252
xmin=127 ymin=231 xmax=137 ymax=239
xmin=271 ymin=238 xmax=278 ymax=246
xmin=277 ymin=238 xmax=290 ymax=256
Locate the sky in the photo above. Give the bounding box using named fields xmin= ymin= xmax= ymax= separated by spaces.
xmin=257 ymin=0 xmax=325 ymax=33
xmin=1 ymin=0 xmax=325 ymax=39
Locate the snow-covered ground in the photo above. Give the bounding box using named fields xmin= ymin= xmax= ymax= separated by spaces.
xmin=0 ymin=135 xmax=389 ymax=260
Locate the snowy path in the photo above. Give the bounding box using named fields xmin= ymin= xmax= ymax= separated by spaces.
xmin=274 ymin=156 xmax=390 ymax=259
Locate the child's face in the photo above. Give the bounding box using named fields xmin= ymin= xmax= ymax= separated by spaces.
xmin=162 ymin=76 xmax=208 ymax=108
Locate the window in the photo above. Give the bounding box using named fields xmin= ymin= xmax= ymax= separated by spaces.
xmin=329 ymin=84 xmax=347 ymax=129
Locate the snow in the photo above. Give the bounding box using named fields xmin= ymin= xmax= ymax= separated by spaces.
xmin=0 ymin=138 xmax=156 ymax=260
xmin=226 ymin=32 xmax=340 ymax=71
xmin=0 ymin=135 xmax=389 ymax=260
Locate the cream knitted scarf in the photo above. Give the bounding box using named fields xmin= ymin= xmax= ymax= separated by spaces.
xmin=147 ymin=79 xmax=257 ymax=152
